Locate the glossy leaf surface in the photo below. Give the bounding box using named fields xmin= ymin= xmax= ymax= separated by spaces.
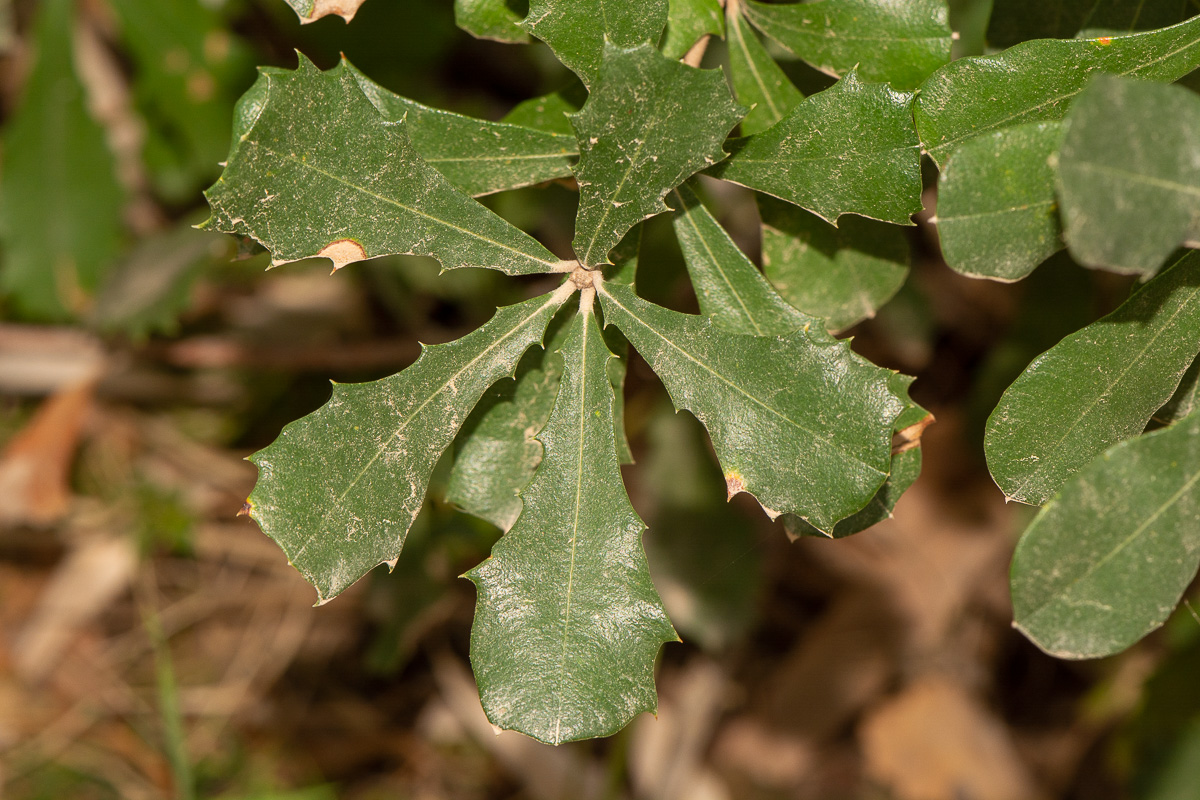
xmin=661 ymin=0 xmax=724 ymax=59
xmin=455 ymin=0 xmax=530 ymax=42
xmin=709 ymin=71 xmax=922 ymax=226
xmin=741 ymin=0 xmax=952 ymax=90
xmin=204 ymin=58 xmax=564 ymax=274
xmin=0 ymin=0 xmax=125 ymax=320
xmin=598 ymin=281 xmax=903 ymax=533
xmin=937 ymin=121 xmax=1064 ymax=282
xmin=1012 ymin=411 xmax=1200 ymax=659
xmin=725 ymin=3 xmax=804 ymax=136
xmin=570 ymin=43 xmax=742 ymax=266
xmin=248 ymin=286 xmax=572 ymax=603
xmin=915 ymin=16 xmax=1200 ymax=167
xmin=759 ymin=195 xmax=909 ymax=330
xmin=350 ymin=66 xmax=577 ymax=196
xmin=467 ymin=306 xmax=675 ymax=744
xmin=1057 ymin=75 xmax=1200 ymax=275
xmin=521 ymin=0 xmax=670 ymax=86
xmin=986 ymin=251 xmax=1200 ymax=506
xmin=784 ymin=374 xmax=927 ymax=539
xmin=668 ymin=182 xmax=812 ymax=336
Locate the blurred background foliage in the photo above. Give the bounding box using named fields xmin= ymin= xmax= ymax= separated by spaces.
xmin=1 ymin=0 xmax=1199 ymax=798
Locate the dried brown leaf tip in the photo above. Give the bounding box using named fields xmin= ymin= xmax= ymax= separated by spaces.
xmin=725 ymin=470 xmax=746 ymax=501
xmin=237 ymin=500 xmax=253 ymax=517
xmin=298 ymin=0 xmax=367 ymax=24
xmin=892 ymin=413 xmax=935 ymax=455
xmin=318 ymin=238 xmax=368 ymax=271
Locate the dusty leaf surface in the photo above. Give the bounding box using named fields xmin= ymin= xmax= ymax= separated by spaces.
xmin=467 ymin=306 xmax=675 ymax=744
xmin=204 ymin=57 xmax=562 ymax=275
xmin=247 ymin=287 xmax=571 ymax=603
xmin=570 ymin=43 xmax=743 ymax=267
xmin=708 ymin=70 xmax=923 ymax=226
xmin=598 ymin=281 xmax=903 ymax=533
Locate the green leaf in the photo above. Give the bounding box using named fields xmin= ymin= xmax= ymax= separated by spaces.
xmin=467 ymin=304 xmax=675 ymax=744
xmin=0 ymin=0 xmax=125 ymax=320
xmin=521 ymin=0 xmax=670 ymax=86
xmin=1011 ymin=410 xmax=1200 ymax=659
xmin=501 ymin=84 xmax=585 ymax=136
xmin=725 ymin=2 xmax=804 ymax=136
xmin=204 ymin=57 xmax=566 ymax=275
xmin=661 ymin=0 xmax=724 ymax=59
xmin=455 ymin=0 xmax=530 ymax=43
xmin=986 ymin=250 xmax=1200 ymax=506
xmin=987 ymin=0 xmax=1196 ymax=49
xmin=448 ymin=308 xmax=574 ymax=531
xmin=758 ymin=194 xmax=910 ymax=331
xmin=106 ymin=0 xmax=254 ymax=201
xmin=1057 ymin=75 xmax=1200 ymax=276
xmin=668 ymin=182 xmax=812 ymax=336
xmin=1156 ymin=355 xmax=1200 ymax=427
xmin=708 ymin=70 xmax=923 ymax=226
xmin=349 ymin=64 xmax=577 ymax=197
xmin=597 ymin=280 xmax=904 ymax=532
xmin=247 ymin=285 xmax=573 ymax=603
xmin=665 ymin=185 xmax=922 ymax=534
xmin=284 ymin=0 xmax=366 ymax=24
xmin=936 ymin=121 xmax=1064 ymax=282
xmin=784 ymin=373 xmax=928 ymax=539
xmin=740 ymin=0 xmax=953 ymax=91
xmin=915 ymin=15 xmax=1200 ymax=167
xmin=569 ymin=43 xmax=743 ymax=267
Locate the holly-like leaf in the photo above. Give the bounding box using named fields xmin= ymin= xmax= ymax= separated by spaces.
xmin=1057 ymin=75 xmax=1200 ymax=276
xmin=570 ymin=43 xmax=743 ymax=267
xmin=758 ymin=195 xmax=910 ymax=331
xmin=521 ymin=0 xmax=670 ymax=86
xmin=1011 ymin=410 xmax=1200 ymax=659
xmin=936 ymin=121 xmax=1064 ymax=282
xmin=725 ymin=2 xmax=804 ymax=136
xmin=986 ymin=250 xmax=1200 ymax=506
xmin=0 ymin=0 xmax=125 ymax=320
xmin=988 ymin=0 xmax=1196 ymax=49
xmin=708 ymin=70 xmax=923 ymax=226
xmin=467 ymin=303 xmax=676 ymax=745
xmin=916 ymin=15 xmax=1200 ymax=167
xmin=454 ymin=0 xmax=530 ymax=43
xmin=349 ymin=65 xmax=577 ymax=197
xmin=597 ymin=280 xmax=903 ymax=533
xmin=284 ymin=0 xmax=366 ymax=24
xmin=740 ymin=0 xmax=952 ymax=91
xmin=247 ymin=285 xmax=573 ymax=603
xmin=666 ymin=185 xmax=923 ymax=533
xmin=784 ymin=373 xmax=928 ymax=539
xmin=668 ymin=182 xmax=812 ymax=336
xmin=661 ymin=0 xmax=724 ymax=59
xmin=204 ymin=57 xmax=566 ymax=274
xmin=448 ymin=308 xmax=574 ymax=531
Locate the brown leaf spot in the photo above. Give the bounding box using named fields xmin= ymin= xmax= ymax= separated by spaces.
xmin=892 ymin=413 xmax=935 ymax=455
xmin=237 ymin=500 xmax=253 ymax=517
xmin=318 ymin=238 xmax=368 ymax=271
xmin=300 ymin=0 xmax=366 ymax=23
xmin=725 ymin=470 xmax=746 ymax=501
